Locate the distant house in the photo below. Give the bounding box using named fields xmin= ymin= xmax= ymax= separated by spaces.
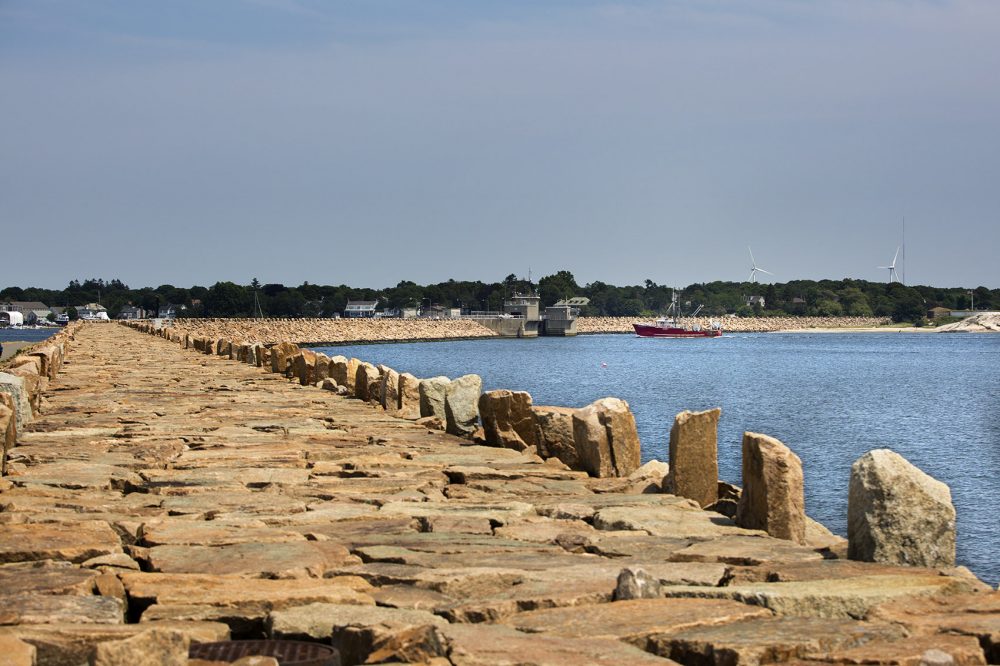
xmin=344 ymin=300 xmax=378 ymax=318
xmin=746 ymin=295 xmax=766 ymax=308
xmin=77 ymin=303 xmax=108 ymax=320
xmin=158 ymin=304 xmax=185 ymax=319
xmin=1 ymin=301 xmax=52 ymax=325
xmin=118 ymin=305 xmax=146 ymax=320
xmin=927 ymin=306 xmax=951 ymax=319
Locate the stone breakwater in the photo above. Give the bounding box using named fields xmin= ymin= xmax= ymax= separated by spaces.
xmin=0 ymin=322 xmax=995 ymax=665
xmin=162 ymin=317 xmax=499 ymax=346
xmin=0 ymin=323 xmax=82 ymax=476
xmin=578 ymin=316 xmax=892 ymax=334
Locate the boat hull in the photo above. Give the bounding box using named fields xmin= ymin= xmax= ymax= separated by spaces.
xmin=633 ymin=323 xmax=722 ymax=338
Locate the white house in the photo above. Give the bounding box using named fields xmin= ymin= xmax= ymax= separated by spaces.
xmin=344 ymin=300 xmax=378 ymax=318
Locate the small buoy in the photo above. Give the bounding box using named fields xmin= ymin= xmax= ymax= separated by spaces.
xmin=600 ymin=362 xmax=608 ymax=368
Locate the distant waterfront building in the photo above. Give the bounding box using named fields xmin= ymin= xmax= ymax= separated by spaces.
xmin=746 ymin=295 xmax=766 ymax=308
xmin=0 ymin=311 xmax=25 ymax=327
xmin=1 ymin=301 xmax=52 ymax=325
xmin=77 ymin=303 xmax=109 ymax=320
xmin=158 ymin=304 xmax=185 ymax=320
xmin=927 ymin=306 xmax=951 ymax=319
xmin=119 ymin=305 xmax=147 ymax=320
xmin=344 ymin=300 xmax=378 ymax=318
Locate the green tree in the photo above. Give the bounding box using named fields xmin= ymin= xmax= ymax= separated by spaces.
xmin=889 ymin=285 xmax=924 ymax=323
xmin=538 ymin=270 xmax=580 ymax=307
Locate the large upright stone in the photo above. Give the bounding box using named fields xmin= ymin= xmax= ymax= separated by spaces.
xmin=379 ymin=367 xmax=400 ymax=411
xmin=444 ymin=375 xmax=482 ymax=437
xmin=532 ymin=405 xmax=578 ymax=469
xmin=397 ymin=373 xmax=422 ymax=419
xmin=0 ymin=400 xmax=15 ymax=475
xmin=314 ymin=353 xmax=331 ymax=381
xmin=292 ymin=350 xmax=317 ymax=386
xmin=419 ymin=376 xmax=451 ymax=421
xmin=848 ymin=449 xmax=956 ymax=567
xmin=479 ymin=390 xmax=537 ymax=451
xmin=667 ymin=408 xmax=721 ymax=508
xmin=270 ymin=342 xmax=299 ymax=375
xmin=735 ymin=432 xmax=806 ymax=544
xmin=355 ymin=363 xmax=380 ymax=402
xmin=572 ymin=398 xmax=642 ymax=478
xmin=0 ymin=372 xmax=32 ymax=431
xmin=328 ymin=356 xmax=349 ymax=388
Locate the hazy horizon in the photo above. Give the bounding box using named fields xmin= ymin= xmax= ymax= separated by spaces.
xmin=3 ymin=1 xmax=998 ymax=290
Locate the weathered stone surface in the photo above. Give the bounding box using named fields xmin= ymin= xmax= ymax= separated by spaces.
xmin=0 ymin=561 xmax=98 ymax=596
xmin=313 ymin=353 xmax=330 ymax=381
xmin=419 ymin=376 xmax=451 ymax=421
xmin=267 ymin=602 xmax=446 ymax=665
xmin=660 ymin=573 xmax=979 ymax=618
xmin=848 ymin=448 xmax=956 ymax=567
xmin=505 ymin=597 xmax=771 ymax=641
xmin=364 ymin=624 xmax=449 ymax=665
xmin=0 ymin=521 xmax=122 ymax=563
xmin=123 ymin=573 xmax=374 ymax=608
xmin=444 ymin=374 xmax=482 ymax=437
xmin=137 ymin=520 xmax=307 ymax=548
xmin=326 ymin=355 xmax=348 ymax=386
xmin=479 ymin=390 xmax=537 ymax=451
xmin=0 ymin=621 xmax=229 ymax=666
xmin=1 ymin=400 xmax=16 ymax=476
xmin=735 ymin=432 xmax=806 ymax=544
xmin=593 ymin=502 xmax=756 ymax=539
xmin=867 ymin=592 xmax=1000 ymax=663
xmin=614 ymin=567 xmax=662 ymax=600
xmin=146 ymin=541 xmax=358 ymax=577
xmin=442 ymin=623 xmax=678 ymax=665
xmin=93 ymin=628 xmax=189 ymax=666
xmin=293 ymin=349 xmax=318 ymax=386
xmin=666 ymin=408 xmax=720 ymax=507
xmin=379 ymin=366 xmax=400 ymax=411
xmin=354 ymin=362 xmax=379 ymax=402
xmin=0 ymin=635 xmax=34 ymax=666
xmin=643 ymin=616 xmax=906 ymax=665
xmin=669 ymin=534 xmax=824 ymax=566
xmin=394 ymin=372 xmax=422 ymax=419
xmin=802 ymin=633 xmax=986 ymax=666
xmin=532 ymin=405 xmax=579 ymax=468
xmin=0 ymin=592 xmax=124 ymax=625
xmin=572 ymin=397 xmax=641 ymax=477
xmin=0 ymin=372 xmax=32 ymax=431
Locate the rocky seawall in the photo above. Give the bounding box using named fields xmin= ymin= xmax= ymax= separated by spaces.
xmin=578 ymin=316 xmax=892 ymax=334
xmin=160 ymin=318 xmax=499 ymax=346
xmin=0 ymin=320 xmax=995 ymax=665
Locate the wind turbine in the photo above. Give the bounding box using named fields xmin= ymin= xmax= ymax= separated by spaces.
xmin=747 ymin=247 xmax=773 ymax=284
xmin=879 ymin=247 xmax=901 ymax=284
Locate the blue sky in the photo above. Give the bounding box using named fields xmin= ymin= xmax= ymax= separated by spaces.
xmin=2 ymin=0 xmax=998 ymax=289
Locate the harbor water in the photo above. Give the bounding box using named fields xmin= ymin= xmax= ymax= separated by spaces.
xmin=317 ymin=332 xmax=1000 ymax=585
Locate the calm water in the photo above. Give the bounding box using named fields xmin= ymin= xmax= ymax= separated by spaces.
xmin=317 ymin=333 xmax=1000 ymax=585
xmin=0 ymin=328 xmax=58 ymax=343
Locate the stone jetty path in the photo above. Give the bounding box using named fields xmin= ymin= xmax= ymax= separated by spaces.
xmin=1 ymin=324 xmax=998 ymax=665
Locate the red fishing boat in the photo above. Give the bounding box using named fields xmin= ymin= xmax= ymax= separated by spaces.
xmin=633 ymin=292 xmax=722 ymax=338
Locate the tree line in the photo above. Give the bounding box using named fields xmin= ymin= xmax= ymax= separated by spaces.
xmin=2 ymin=274 xmax=997 ymax=324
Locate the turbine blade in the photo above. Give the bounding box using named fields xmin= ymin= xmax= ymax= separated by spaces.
xmin=758 ymin=268 xmax=774 ymax=275
xmin=748 ymin=246 xmax=756 ymax=266
xmin=892 ymin=246 xmax=900 ymax=266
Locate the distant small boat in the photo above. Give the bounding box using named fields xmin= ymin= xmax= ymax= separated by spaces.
xmin=633 ymin=291 xmax=722 ymax=338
